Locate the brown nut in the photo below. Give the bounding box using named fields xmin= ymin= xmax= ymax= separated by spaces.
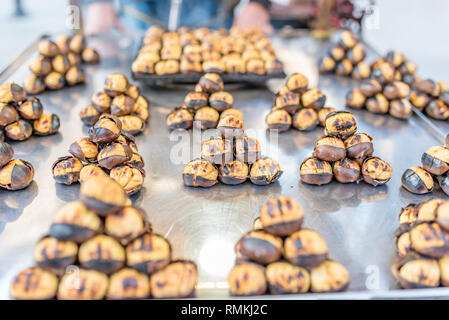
xmin=79 ymin=234 xmax=125 ymax=274
xmin=266 ymin=261 xmax=310 ymax=295
xmin=217 ymin=115 xmax=245 ymax=138
xmin=237 ymin=230 xmax=283 ymax=264
xmin=410 ymin=222 xmax=449 ymax=258
xmin=249 ymin=157 xmax=282 ymax=185
xmin=52 ymin=156 xmax=83 ymax=185
xmin=0 ymin=159 xmax=33 ymax=190
xmin=67 ymin=52 xmax=81 ymax=65
xmin=200 ymin=138 xmax=233 ymax=165
xmin=38 ymin=40 xmax=59 ymax=57
xmin=402 ymin=166 xmax=434 ymax=194
xmin=79 ymin=164 xmax=107 ymax=183
xmin=352 ymin=62 xmax=371 ymax=80
xmin=372 ymin=62 xmax=395 ymax=85
xmin=426 ymin=100 xmax=449 ymax=120
xmin=218 ymin=160 xmax=248 ymax=185
xmin=132 ymin=97 xmax=150 ymax=122
xmin=150 ymin=260 xmax=198 ymax=298
xmin=293 ymin=108 xmax=318 ymax=131
xmin=409 ymin=89 xmax=430 ymax=109
xmin=104 ymin=73 xmax=129 ymax=97
xmin=44 ymin=71 xmax=65 ymax=90
xmin=17 ymin=97 xmax=43 ymax=120
xmin=110 ymin=165 xmax=145 ymax=195
xmin=314 ymin=136 xmax=346 ymax=162
xmin=339 ymin=30 xmax=357 ymax=49
xmin=198 ymin=73 xmax=224 ymax=93
xmin=333 ymin=158 xmax=360 ymax=183
xmin=310 ymin=260 xmax=350 ymax=293
xmin=34 ymin=236 xmax=78 ymax=274
xmin=81 ymin=47 xmax=100 ymax=63
xmin=69 ymin=137 xmax=99 ymax=162
xmin=11 ymin=267 xmax=58 ymax=300
xmin=116 ymin=132 xmax=138 ymax=153
xmin=119 ymin=115 xmax=145 ymax=135
xmin=5 ymin=120 xmax=32 ymax=141
xmin=107 ymin=268 xmax=150 ymax=299
xmin=324 ymin=111 xmax=357 ymax=139
xmin=414 ymin=78 xmax=440 ymax=97
xmin=359 ymin=79 xmax=382 ymax=97
xmin=228 ymin=262 xmax=267 ymax=296
xmin=126 ymin=233 xmax=171 ymax=274
xmin=33 ymin=113 xmax=60 ymax=135
xmin=235 ymin=136 xmax=261 ymax=163
xmin=335 ymin=59 xmax=353 ymax=76
xmin=52 ymin=54 xmax=71 ymax=74
xmin=344 ymin=133 xmax=374 ymax=159
xmin=329 ymin=45 xmax=345 ymax=62
xmin=58 ymin=269 xmax=108 ymax=300
xmin=184 ymin=91 xmax=207 ymax=109
xmin=166 ymin=107 xmax=193 ymax=131
xmin=97 ymin=142 xmax=132 ymax=170
xmin=259 ymin=196 xmax=304 ymax=236
xmin=385 ymin=51 xmax=405 ymax=68
xmin=193 ymin=106 xmax=219 ymax=130
xmin=383 ymin=81 xmax=410 ymax=100
xmin=284 ymin=229 xmax=328 ymax=268
xmin=79 ymin=105 xmax=101 ymax=126
xmin=319 ymin=56 xmax=336 ymax=73
xmin=91 ymin=91 xmax=111 ymax=113
xmin=366 ymin=93 xmax=390 ymax=114
xmin=346 ymin=88 xmax=366 ymax=109
xmin=55 ymin=35 xmax=70 ymax=54
xmin=29 ymin=55 xmax=52 ymax=76
xmin=301 ymin=88 xmax=326 ymax=110
xmin=421 ymin=146 xmax=449 ymax=175
xmin=80 ymin=175 xmax=127 ymax=215
xmin=126 ymin=153 xmax=145 ymax=169
xmin=274 ymin=92 xmax=300 ymax=114
xmin=318 ymin=107 xmax=336 ymax=127
xmin=209 ymin=91 xmax=234 ymax=112
xmin=286 ymin=73 xmax=309 ymax=93
xmin=300 ymin=157 xmax=333 ymax=185
xmin=105 ymin=206 xmax=150 ymax=245
xmin=347 ymin=43 xmax=366 ymax=64
xmin=361 ymin=157 xmax=392 ymax=186
xmin=389 ymin=99 xmax=413 ymax=119
xmin=49 ymin=201 xmax=102 ymax=243
xmin=111 ymin=94 xmax=135 ymax=116
xmin=0 ymin=83 xmax=26 ymax=103
xmin=0 ymin=142 xmax=14 ymax=167
xmin=88 ymin=115 xmax=122 ymax=144
xmin=23 ymin=74 xmax=45 ymax=95
xmin=183 ymin=159 xmax=218 ymax=187
xmin=68 ymin=34 xmax=85 ymax=53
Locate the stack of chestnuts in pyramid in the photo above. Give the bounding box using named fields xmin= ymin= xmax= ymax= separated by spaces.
xmin=79 ymin=73 xmax=150 ymax=135
xmin=228 ymin=196 xmax=349 ymax=296
xmin=10 ymin=175 xmax=197 ymax=300
xmin=166 ymin=73 xmax=237 ymax=131
xmin=392 ymin=198 xmax=449 ymax=289
xmin=0 ymin=82 xmax=60 ymax=140
xmin=299 ymin=111 xmax=393 ymax=186
xmin=401 ymin=135 xmax=449 ymax=196
xmin=265 ymin=73 xmax=335 ymax=132
xmin=318 ymin=30 xmax=371 ymax=80
xmin=24 ymin=35 xmax=99 ymax=95
xmin=52 ymin=114 xmax=146 ymax=195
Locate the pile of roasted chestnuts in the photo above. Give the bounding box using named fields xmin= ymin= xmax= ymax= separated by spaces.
xmin=0 ymin=140 xmax=34 ymax=190
xmin=228 ymin=196 xmax=350 ymax=296
xmin=401 ymin=136 xmax=449 ymax=196
xmin=52 ymin=114 xmax=146 ymax=195
xmin=409 ymin=78 xmax=449 ymax=121
xmin=0 ymin=82 xmax=60 ymax=140
xmin=392 ymin=198 xmax=449 ymax=289
xmin=24 ymin=34 xmax=99 ymax=94
xmin=265 ymin=73 xmax=335 ymax=132
xmin=132 ymin=25 xmax=283 ymax=76
xmin=166 ymin=73 xmax=240 ymax=131
xmin=79 ymin=73 xmax=150 ymax=135
xmin=319 ymin=30 xmax=370 ymax=80
xmin=299 ymin=111 xmax=392 ymax=186
xmin=10 ymin=180 xmax=198 ymax=300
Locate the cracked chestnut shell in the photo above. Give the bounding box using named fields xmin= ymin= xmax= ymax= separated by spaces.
xmin=228 ymin=262 xmax=267 ymax=296
xmin=209 ymin=91 xmax=233 ymax=112
xmin=150 ymin=260 xmax=198 ymax=298
xmin=33 ymin=113 xmax=60 ymax=135
xmin=110 ymin=165 xmax=145 ymax=195
xmin=301 ymin=88 xmax=326 ymax=110
xmin=344 ymin=133 xmax=374 ymax=159
xmin=310 ymin=260 xmax=350 ymax=293
xmin=286 ymin=73 xmax=309 ymax=93
xmin=38 ymin=40 xmax=59 ymax=57
xmin=0 ymin=159 xmax=34 ymax=190
xmin=107 ymin=268 xmax=150 ymax=299
xmin=44 ymin=71 xmax=65 ymax=90
xmin=266 ymin=261 xmax=310 ymax=294
xmin=91 ymin=91 xmax=111 ymax=113
xmin=259 ymin=196 xmax=304 ymax=236
xmin=335 ymin=59 xmax=353 ymax=76
xmin=17 ymin=97 xmax=43 ymax=120
xmin=372 ymin=62 xmax=395 ymax=85
xmin=79 ymin=164 xmax=107 ymax=183
xmin=79 ymin=234 xmax=125 ymax=274
xmin=69 ymin=137 xmax=99 ymax=162
xmin=398 ymin=203 xmax=418 ymax=227
xmin=249 ymin=157 xmax=282 ymax=185
xmin=361 ymin=157 xmax=392 ymax=186
xmin=105 ymin=206 xmax=151 ymax=245
xmin=55 ymin=35 xmax=70 ymax=54
xmin=166 ymin=107 xmax=193 ymax=131
xmin=58 ymin=269 xmax=108 ymax=300
xmin=24 ymin=74 xmax=45 ymax=95
xmin=52 ymin=54 xmax=70 ymax=74
xmin=329 ymin=45 xmax=345 ymax=61
xmin=11 ymin=267 xmax=58 ymax=300
xmin=409 ymin=89 xmax=430 ymax=109
xmin=81 ymin=47 xmax=100 ymax=63
xmin=339 ymin=30 xmax=357 ymax=49
xmin=0 ymin=142 xmax=14 ymax=167
xmin=52 ymin=156 xmax=83 ymax=185
xmin=235 ymin=136 xmax=261 ymax=164
xmin=274 ymin=92 xmax=300 ymax=115
xmin=324 ymin=111 xmax=357 ymax=139
xmin=80 ymin=175 xmax=127 ymax=215
xmin=104 ymin=73 xmax=129 ymax=97
xmin=126 ymin=153 xmax=144 ymax=169
xmin=200 ymin=138 xmax=233 ymax=165
xmin=5 ymin=120 xmax=32 ymax=141
xmin=119 ymin=115 xmax=145 ymax=135
xmin=415 ymin=79 xmax=440 ymax=97
xmin=29 ymin=55 xmax=52 ymax=76
xmin=421 ymin=146 xmax=449 ymax=175
xmin=49 ymin=201 xmax=102 ymax=243
xmin=217 ymin=114 xmax=244 ymax=138
xmin=220 ymin=108 xmax=243 ymax=121
xmin=237 ymin=230 xmax=283 ymax=264
xmin=34 ymin=236 xmax=78 ymax=274
xmin=410 ymin=222 xmax=449 ymax=258
xmin=97 ymin=142 xmax=132 ymax=170
xmin=111 ymin=94 xmax=135 ymax=116
xmin=0 ymin=83 xmax=26 ymax=104
xmin=183 ymin=159 xmax=218 ymax=188
xmin=284 ymin=229 xmax=328 ymax=268
xmin=402 ymin=166 xmax=434 ymax=194
xmin=352 ymin=62 xmax=371 ymax=80
xmin=318 ymin=107 xmax=336 ymax=127
xmin=184 ymin=91 xmax=207 ymax=109
xmin=389 ymin=99 xmax=413 ymax=119
xmin=89 ymin=115 xmax=122 ymax=144
xmin=392 ymin=253 xmax=440 ymax=289
xmin=69 ymin=34 xmax=85 ymax=53
xmin=300 ymin=157 xmax=333 ymax=185
xmin=293 ymin=108 xmax=318 ymax=131
xmin=193 ymin=106 xmax=219 ymax=130
xmin=346 ymin=88 xmax=366 ymax=109
xmin=333 ymin=158 xmax=360 ymax=183
xmin=359 ymin=79 xmax=382 ymax=97
xmin=198 ymin=73 xmax=224 ymax=93
xmin=347 ymin=43 xmax=366 ymax=64
xmin=426 ymin=100 xmax=449 ymax=120
xmin=383 ymin=81 xmax=410 ymax=100
xmin=126 ymin=233 xmax=171 ymax=274
xmin=79 ymin=105 xmax=100 ymax=126
xmin=366 ymin=93 xmax=389 ymax=114
xmin=319 ymin=56 xmax=336 ymax=73
xmin=218 ymin=160 xmax=248 ymax=185
xmin=314 ymin=136 xmax=346 ymax=162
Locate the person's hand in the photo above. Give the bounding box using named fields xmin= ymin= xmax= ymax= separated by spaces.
xmin=233 ymin=2 xmax=274 ymax=34
xmin=85 ymin=2 xmax=124 ymax=35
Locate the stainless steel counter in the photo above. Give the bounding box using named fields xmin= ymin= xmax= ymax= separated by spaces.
xmin=0 ymin=33 xmax=447 ymax=299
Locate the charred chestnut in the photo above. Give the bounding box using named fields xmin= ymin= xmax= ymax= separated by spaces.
xmin=416 ymin=199 xmax=444 ymax=223
xmin=79 ymin=105 xmax=101 ymax=126
xmin=329 ymin=45 xmax=345 ymax=62
xmin=284 ymin=229 xmax=328 ymax=268
xmin=301 ymin=88 xmax=326 ymax=110
xmin=398 ymin=204 xmax=418 ymax=227
xmin=293 ymin=108 xmax=318 ymax=131
xmin=314 ymin=136 xmax=346 ymax=162
xmin=5 ymin=120 xmax=32 ymax=141
xmin=200 ymin=138 xmax=233 ymax=165
xmin=24 ymin=74 xmax=45 ymax=95
xmin=402 ymin=166 xmax=434 ymax=194
xmin=183 ymin=159 xmax=218 ymax=187
xmin=44 ymin=71 xmax=65 ymax=90
xmin=249 ymin=157 xmax=282 ymax=185
xmin=184 ymin=92 xmax=207 ymax=109
xmin=259 ymin=196 xmax=304 ymax=236
xmin=97 ymin=142 xmax=132 ymax=170
xmin=104 ymin=73 xmax=129 ymax=97
xmin=414 ymin=79 xmax=440 ymax=97
xmin=396 ymin=230 xmax=412 ymax=257
xmin=436 ymin=201 xmax=449 ymax=231
xmin=310 ymin=260 xmax=350 ymax=292
xmin=361 ymin=157 xmax=392 ymax=186
xmin=274 ymin=92 xmax=300 ymax=114
xmin=319 ymin=56 xmax=336 ymax=73
xmin=383 ymin=81 xmax=410 ymax=100
xmin=266 ymin=261 xmax=310 ymax=294
xmin=333 ymin=158 xmax=360 ymax=183
xmin=237 ymin=230 xmax=283 ymax=264
xmin=79 ymin=164 xmax=107 ymax=183
xmin=209 ymin=91 xmax=233 ymax=112
xmin=366 ymin=93 xmax=389 ymax=114
xmin=166 ymin=107 xmax=193 ymax=131
xmin=265 ymin=109 xmax=292 ymax=132
xmin=344 ymin=133 xmax=374 ymax=159
xmin=198 ymin=73 xmax=224 ymax=93
xmin=91 ymin=91 xmax=111 ymax=113
xmin=89 ymin=115 xmax=122 ymax=144
xmin=359 ymin=79 xmax=382 ymax=97
xmin=126 ymin=233 xmax=171 ymax=274
xmin=68 ymin=34 xmax=85 ymax=53
xmin=126 ymin=153 xmax=144 ymax=169
xmin=33 ymin=113 xmax=60 ymax=135
xmin=0 ymin=83 xmax=26 ymax=103
xmin=29 ymin=55 xmax=52 ymax=76
xmin=235 ymin=136 xmax=261 ymax=164
xmin=421 ymin=146 xmax=449 ymax=175
xmin=286 ymin=73 xmax=309 ymax=93
xmin=324 ymin=111 xmax=357 ymax=139
xmin=119 ymin=115 xmax=145 ymax=135
xmin=409 ymin=89 xmax=430 ymax=109
xmin=69 ymin=137 xmax=98 ymax=162
xmin=150 ymin=260 xmax=197 ymax=298
xmin=347 ymin=43 xmax=366 ymax=64
xmin=335 ymin=59 xmax=353 ymax=76
xmin=217 ymin=115 xmax=244 ymax=138
xmin=300 ymin=157 xmax=333 ymax=185
xmin=17 ymin=97 xmax=43 ymax=120
xmin=110 ymin=165 xmax=144 ymax=195
xmin=34 ymin=236 xmax=78 ymax=274
xmin=58 ymin=269 xmax=108 ymax=300
xmin=11 ymin=267 xmax=58 ymax=300
xmin=352 ymin=62 xmax=371 ymax=80
xmin=193 ymin=106 xmax=219 ymax=130
xmin=52 ymin=156 xmax=83 ymax=185
xmin=81 ymin=47 xmax=100 ymax=63
xmin=218 ymin=160 xmax=248 ymax=185
xmin=228 ymin=262 xmax=267 ymax=296
xmin=339 ymin=30 xmax=357 ymax=49
xmin=79 ymin=234 xmax=125 ymax=274
xmin=318 ymin=107 xmax=336 ymax=127
xmin=107 ymin=268 xmax=150 ymax=299
xmin=426 ymin=100 xmax=449 ymax=120
xmin=389 ymin=99 xmax=413 ymax=119
xmin=52 ymin=54 xmax=71 ymax=74
xmin=38 ymin=40 xmax=59 ymax=57
xmin=220 ymin=108 xmax=243 ymax=121
xmin=66 ymin=64 xmax=87 ymax=84
xmin=410 ymin=222 xmax=449 ymax=258
xmin=111 ymin=94 xmax=134 ymax=116
xmin=346 ymin=88 xmax=366 ymax=109
xmin=0 ymin=159 xmax=34 ymax=190
xmin=372 ymin=62 xmax=395 ymax=85
xmin=0 ymin=142 xmax=14 ymax=167
xmin=105 ymin=206 xmax=150 ymax=245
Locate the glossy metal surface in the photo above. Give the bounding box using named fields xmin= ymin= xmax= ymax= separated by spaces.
xmin=0 ymin=33 xmax=447 ymax=300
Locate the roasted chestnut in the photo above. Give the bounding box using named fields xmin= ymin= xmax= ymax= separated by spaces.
xmin=286 ymin=73 xmax=309 ymax=93
xmin=329 ymin=45 xmax=345 ymax=62
xmin=274 ymin=92 xmax=300 ymax=114
xmin=284 ymin=229 xmax=328 ymax=267
xmin=150 ymin=260 xmax=198 ymax=298
xmin=126 ymin=233 xmax=171 ymax=274
xmin=69 ymin=34 xmax=85 ymax=53
xmin=265 ymin=59 xmax=283 ymax=75
xmin=67 ymin=52 xmax=82 ymax=65
xmin=91 ymin=91 xmax=111 ymax=113
xmin=0 ymin=142 xmax=14 ymax=167
xmin=79 ymin=234 xmax=125 ymax=274
xmin=89 ymin=115 xmax=122 ymax=144
xmin=344 ymin=133 xmax=374 ymax=159
xmin=398 ymin=204 xmax=418 ymax=227
xmin=409 ymin=222 xmax=449 ymax=258
xmin=107 ymin=268 xmax=150 ymax=299
xmin=300 ymin=157 xmax=333 ymax=185
xmin=198 ymin=73 xmax=224 ymax=93
xmin=439 ymin=256 xmax=449 ymax=286
xmin=421 ymin=146 xmax=449 ymax=175
xmin=310 ymin=260 xmax=350 ymax=293
xmin=314 ymin=136 xmax=346 ymax=162
xmin=266 ymin=261 xmax=310 ymax=294
xmin=52 ymin=156 xmax=83 ymax=185
xmin=409 ymin=89 xmax=430 ymax=109
xmin=79 ymin=164 xmax=107 ymax=183
xmin=416 ymin=199 xmax=444 ymax=223
xmin=383 ymin=81 xmax=410 ymax=100
xmin=105 ymin=206 xmax=150 ymax=245
xmin=126 ymin=153 xmax=144 ymax=169
xmin=339 ymin=30 xmax=356 ymax=49
xmin=235 ymin=136 xmax=261 ymax=163
xmin=200 ymin=138 xmax=233 ymax=165
xmin=372 ymin=62 xmax=395 ymax=85
xmin=265 ymin=109 xmax=292 ymax=132
xmin=220 ymin=108 xmax=243 ymax=121
xmin=104 ymin=73 xmax=129 ymax=97
xmin=359 ymin=79 xmax=382 ymax=97
xmin=259 ymin=196 xmax=304 ymax=236
xmin=29 ymin=55 xmax=52 ymax=76
xmin=52 ymin=54 xmax=71 ymax=74
xmin=346 ymin=88 xmax=366 ymax=109
xmin=247 ymin=59 xmax=265 ymax=75
xmin=352 ymin=62 xmax=371 ymax=80
xmin=5 ymin=120 xmax=32 ymax=141
xmin=426 ymin=100 xmax=449 ymax=120
xmin=38 ymin=40 xmax=59 ymax=57
xmin=34 ymin=236 xmax=78 ymax=274
xmin=402 ymin=166 xmax=434 ymax=194
xmin=80 ymin=175 xmax=127 ymax=215
xmin=324 ymin=111 xmax=357 ymax=139
xmin=183 ymin=159 xmax=218 ymax=187
xmin=193 ymin=106 xmax=219 ymax=130
xmin=0 ymin=83 xmax=26 ymax=103
xmin=17 ymin=97 xmax=43 ymax=120
xmin=335 ymin=59 xmax=353 ymax=76
xmin=132 ymin=100 xmax=149 ymax=122
xmin=23 ymin=74 xmax=45 ymax=94
xmin=55 ymin=35 xmax=70 ymax=54
xmin=81 ymin=47 xmax=100 ymax=63
xmin=155 ymin=59 xmax=180 ymax=75
xmin=249 ymin=157 xmax=282 ymax=185
xmin=301 ymin=88 xmax=326 ymax=110
xmin=396 ymin=230 xmax=412 ymax=257
xmin=319 ymin=56 xmax=336 ymax=73
xmin=436 ymin=200 xmax=449 ymax=231
xmin=119 ymin=115 xmax=145 ymax=135
xmin=237 ymin=230 xmax=283 ymax=264
xmin=166 ymin=107 xmax=193 ymax=131
xmin=97 ymin=142 xmax=132 ymax=170
xmin=111 ymin=94 xmax=134 ymax=116
xmin=69 ymin=138 xmax=98 ymax=162
xmin=0 ymin=159 xmax=34 ymax=190
xmin=184 ymin=92 xmax=207 ymax=109
xmin=79 ymin=105 xmax=101 ymax=126
xmin=318 ymin=107 xmax=336 ymax=127
xmin=110 ymin=165 xmax=144 ymax=195
xmin=44 ymin=71 xmax=65 ymax=90
xmin=33 ymin=113 xmax=60 ymax=135
xmin=347 ymin=43 xmax=366 ymax=64
xmin=49 ymin=201 xmax=101 ymax=243
xmin=218 ymin=160 xmax=248 ymax=185
xmin=58 ymin=269 xmax=109 ymax=300
xmin=333 ymin=158 xmax=360 ymax=183
xmin=217 ymin=115 xmax=244 ymax=138
xmin=361 ymin=157 xmax=392 ymax=186
xmin=292 ymin=108 xmax=318 ymax=131
xmin=209 ymin=91 xmax=233 ymax=112
xmin=366 ymin=93 xmax=389 ymax=114
xmin=228 ymin=262 xmax=267 ymax=296
xmin=415 ymin=79 xmax=440 ymax=97
xmin=389 ymin=99 xmax=413 ymax=119
xmin=11 ymin=267 xmax=58 ymax=300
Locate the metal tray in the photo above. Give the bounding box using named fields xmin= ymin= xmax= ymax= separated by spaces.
xmin=0 ymin=32 xmax=448 ymax=300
